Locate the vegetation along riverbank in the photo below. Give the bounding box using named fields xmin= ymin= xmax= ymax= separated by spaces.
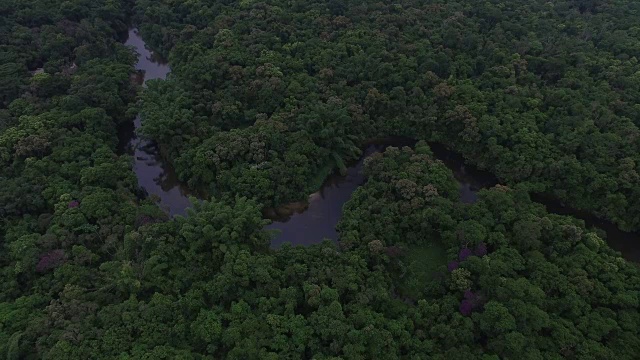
xmin=1 ymin=0 xmax=640 ymax=358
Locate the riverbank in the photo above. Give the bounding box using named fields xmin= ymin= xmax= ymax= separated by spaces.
xmin=121 ymin=28 xmax=640 ymax=262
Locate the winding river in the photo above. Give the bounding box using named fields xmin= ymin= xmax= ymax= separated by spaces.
xmin=120 ymin=29 xmax=640 ymax=262
xmin=119 ymin=29 xmax=193 ymax=216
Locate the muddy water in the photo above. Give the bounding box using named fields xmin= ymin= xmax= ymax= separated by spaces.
xmin=119 ymin=28 xmax=193 ymax=216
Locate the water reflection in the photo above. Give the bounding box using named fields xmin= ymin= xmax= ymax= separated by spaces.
xmin=119 ymin=30 xmax=640 ymax=261
xmin=266 ymin=144 xmax=388 ymax=247
xmin=427 ymin=143 xmax=640 ymax=263
xmin=265 ymin=138 xmax=496 ymax=247
xmin=428 ymin=142 xmax=497 ymax=203
xmin=532 ymin=194 xmax=640 ymax=262
xmin=119 ymin=28 xmax=192 ymax=216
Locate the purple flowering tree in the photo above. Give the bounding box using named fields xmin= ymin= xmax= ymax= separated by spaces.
xmin=459 ymin=289 xmax=484 ymax=316
xmin=459 ymin=299 xmax=473 ymax=316
xmin=447 ymin=261 xmax=459 ymax=272
xmin=464 ymin=289 xmax=476 ymax=301
xmin=36 ymin=249 xmax=65 ymax=273
xmin=459 ymin=247 xmax=472 ymax=261
xmin=475 ymin=242 xmax=488 ymax=256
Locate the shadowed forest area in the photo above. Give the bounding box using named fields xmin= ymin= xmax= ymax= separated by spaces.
xmin=1 ymin=0 xmax=640 ymax=358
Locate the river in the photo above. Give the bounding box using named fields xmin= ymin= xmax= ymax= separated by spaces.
xmin=119 ymin=28 xmax=640 ymax=262
xmin=119 ymin=29 xmax=193 ymax=216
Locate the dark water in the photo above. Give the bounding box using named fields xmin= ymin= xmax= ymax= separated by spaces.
xmin=119 ymin=29 xmax=193 ymax=216
xmin=427 ymin=143 xmax=640 ymax=263
xmin=531 ymin=194 xmax=640 ymax=262
xmin=266 ymin=143 xmax=410 ymax=247
xmin=265 ymin=138 xmax=495 ymax=247
xmin=122 ymin=31 xmax=639 ymax=261
xmin=428 ymin=142 xmax=497 ymax=204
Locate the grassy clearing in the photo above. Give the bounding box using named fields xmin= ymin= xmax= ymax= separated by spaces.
xmin=397 ymin=241 xmax=447 ymax=301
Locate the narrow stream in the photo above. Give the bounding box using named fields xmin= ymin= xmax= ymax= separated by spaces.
xmin=119 ymin=29 xmax=193 ymax=216
xmin=429 ymin=143 xmax=640 ymax=262
xmin=265 ymin=141 xmax=417 ymax=248
xmin=120 ymin=29 xmax=640 ymax=262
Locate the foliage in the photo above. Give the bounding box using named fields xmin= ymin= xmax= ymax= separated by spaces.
xmin=1 ymin=0 xmax=640 ymax=359
xmin=135 ymin=0 xmax=640 ymax=230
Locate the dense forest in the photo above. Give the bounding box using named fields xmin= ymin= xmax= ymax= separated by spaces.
xmin=1 ymin=0 xmax=640 ymax=358
xmin=137 ymin=0 xmax=640 ymax=230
